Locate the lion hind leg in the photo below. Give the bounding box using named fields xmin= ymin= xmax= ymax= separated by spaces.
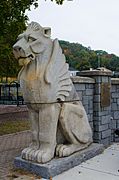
xmin=56 ymin=142 xmax=91 ymax=157
xmin=57 ymin=103 xmax=93 ymax=157
xmin=60 ymin=103 xmax=93 ymax=144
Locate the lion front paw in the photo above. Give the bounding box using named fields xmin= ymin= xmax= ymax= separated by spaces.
xmin=21 ymin=146 xmax=55 ymax=163
xmin=21 ymin=146 xmax=38 ymax=161
xmin=33 ymin=148 xmax=54 ymax=163
xmin=56 ymin=144 xmax=73 ymax=157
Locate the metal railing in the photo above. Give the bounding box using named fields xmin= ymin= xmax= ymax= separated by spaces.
xmin=0 ymin=81 xmax=24 ymax=105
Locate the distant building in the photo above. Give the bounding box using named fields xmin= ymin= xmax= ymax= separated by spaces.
xmin=69 ymin=67 xmax=79 ymax=76
xmin=112 ymin=71 xmax=119 ymax=78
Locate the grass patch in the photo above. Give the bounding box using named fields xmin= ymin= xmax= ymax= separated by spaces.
xmin=0 ymin=120 xmax=30 ymax=135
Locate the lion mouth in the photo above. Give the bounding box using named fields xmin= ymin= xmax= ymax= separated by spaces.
xmin=28 ymin=54 xmax=35 ymax=60
xmin=18 ymin=54 xmax=35 ymax=66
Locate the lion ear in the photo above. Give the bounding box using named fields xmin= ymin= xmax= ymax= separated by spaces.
xmin=43 ymin=27 xmax=51 ymax=38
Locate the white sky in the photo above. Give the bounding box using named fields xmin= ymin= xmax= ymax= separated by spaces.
xmin=27 ymin=0 xmax=119 ymax=56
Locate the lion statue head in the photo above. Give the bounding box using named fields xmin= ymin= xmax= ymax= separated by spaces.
xmin=13 ymin=22 xmax=52 ymax=66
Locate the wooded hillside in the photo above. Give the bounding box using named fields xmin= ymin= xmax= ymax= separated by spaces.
xmin=60 ymin=40 xmax=119 ymax=72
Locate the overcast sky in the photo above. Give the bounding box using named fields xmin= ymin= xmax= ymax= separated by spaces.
xmin=27 ymin=0 xmax=119 ymax=56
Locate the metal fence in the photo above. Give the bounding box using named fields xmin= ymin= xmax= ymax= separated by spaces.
xmin=0 ymin=82 xmax=24 ymax=105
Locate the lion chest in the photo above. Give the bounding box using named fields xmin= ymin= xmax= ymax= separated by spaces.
xmin=19 ymin=67 xmax=50 ymax=103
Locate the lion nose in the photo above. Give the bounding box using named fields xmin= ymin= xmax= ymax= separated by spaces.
xmin=13 ymin=45 xmax=25 ymax=59
xmin=13 ymin=46 xmax=22 ymax=52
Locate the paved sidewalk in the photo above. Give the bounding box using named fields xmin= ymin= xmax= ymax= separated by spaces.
xmin=52 ymin=143 xmax=119 ymax=180
xmin=0 ymin=131 xmax=119 ymax=180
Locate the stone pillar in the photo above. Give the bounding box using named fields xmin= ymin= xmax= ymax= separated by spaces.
xmin=79 ymin=68 xmax=112 ymax=146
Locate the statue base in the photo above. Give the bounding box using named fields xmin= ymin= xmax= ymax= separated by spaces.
xmin=14 ymin=143 xmax=104 ymax=179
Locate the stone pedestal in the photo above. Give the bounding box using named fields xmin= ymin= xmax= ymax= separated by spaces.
xmin=14 ymin=143 xmax=104 ymax=179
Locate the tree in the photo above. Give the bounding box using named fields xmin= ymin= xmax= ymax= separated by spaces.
xmin=60 ymin=40 xmax=119 ymax=72
xmin=0 ymin=0 xmax=39 ymax=79
xmin=48 ymin=0 xmax=65 ymax=5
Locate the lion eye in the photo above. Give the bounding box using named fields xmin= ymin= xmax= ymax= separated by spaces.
xmin=17 ymin=36 xmax=22 ymax=41
xmin=28 ymin=36 xmax=36 ymax=42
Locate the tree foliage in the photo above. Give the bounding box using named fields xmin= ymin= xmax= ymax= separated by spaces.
xmin=60 ymin=40 xmax=119 ymax=72
xmin=0 ymin=0 xmax=39 ymax=78
xmin=47 ymin=0 xmax=65 ymax=5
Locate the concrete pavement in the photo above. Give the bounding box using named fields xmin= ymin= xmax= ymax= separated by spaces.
xmin=52 ymin=143 xmax=119 ymax=180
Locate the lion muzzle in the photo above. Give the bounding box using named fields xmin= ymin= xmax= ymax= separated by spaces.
xmin=13 ymin=45 xmax=35 ymax=66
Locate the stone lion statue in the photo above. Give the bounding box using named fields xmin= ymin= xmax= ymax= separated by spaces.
xmin=13 ymin=22 xmax=92 ymax=163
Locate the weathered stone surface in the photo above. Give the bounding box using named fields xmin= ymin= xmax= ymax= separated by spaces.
xmin=101 ymin=129 xmax=111 ymax=138
xmin=79 ymin=68 xmax=112 ymax=76
xmin=114 ymin=111 xmax=119 ymax=119
xmin=111 ymin=78 xmax=119 ymax=84
xmin=85 ymin=89 xmax=93 ymax=95
xmin=71 ymin=76 xmax=95 ymax=84
xmin=14 ymin=143 xmax=104 ymax=179
xmin=101 ymin=115 xmax=110 ymax=124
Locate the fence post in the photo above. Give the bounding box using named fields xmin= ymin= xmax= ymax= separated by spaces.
xmin=0 ymin=85 xmax=1 ymax=100
xmin=16 ymin=82 xmax=19 ymax=106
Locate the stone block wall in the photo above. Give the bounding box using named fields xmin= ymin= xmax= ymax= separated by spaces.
xmin=72 ymin=68 xmax=113 ymax=146
xmin=72 ymin=69 xmax=119 ymax=145
xmin=111 ymin=78 xmax=119 ymax=142
xmin=72 ymin=76 xmax=95 ymax=131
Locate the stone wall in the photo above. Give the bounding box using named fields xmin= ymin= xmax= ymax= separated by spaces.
xmin=111 ymin=78 xmax=119 ymax=142
xmin=72 ymin=76 xmax=95 ymax=131
xmin=72 ymin=69 xmax=119 ymax=146
xmin=72 ymin=68 xmax=116 ymax=146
